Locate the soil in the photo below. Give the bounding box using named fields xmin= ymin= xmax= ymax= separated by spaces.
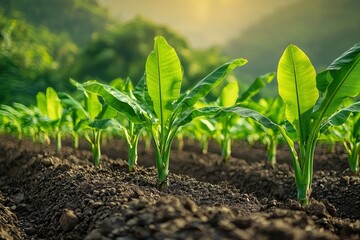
xmin=0 ymin=135 xmax=359 ymax=240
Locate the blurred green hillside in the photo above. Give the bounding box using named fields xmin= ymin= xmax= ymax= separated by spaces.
xmin=1 ymin=0 xmax=111 ymax=45
xmin=0 ymin=0 xmax=226 ymax=104
xmin=1 ymin=0 xmax=359 ymax=104
xmin=225 ymin=0 xmax=360 ymax=96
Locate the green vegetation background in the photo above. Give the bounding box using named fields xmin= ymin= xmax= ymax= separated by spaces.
xmin=1 ymin=0 xmax=359 ymax=104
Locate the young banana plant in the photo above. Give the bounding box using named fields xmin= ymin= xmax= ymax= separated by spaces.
xmin=68 ymin=80 xmax=117 ymax=167
xmin=0 ymin=104 xmax=26 ymax=141
xmin=215 ymin=42 xmax=360 ymax=206
xmin=83 ymin=35 xmax=247 ymax=189
xmin=320 ymin=102 xmax=360 ymax=174
xmin=344 ymin=113 xmax=360 ymax=174
xmin=111 ymin=77 xmax=145 ymax=172
xmin=215 ymin=72 xmax=275 ymax=162
xmin=244 ymin=96 xmax=286 ymax=166
xmin=36 ymin=87 xmax=64 ymax=152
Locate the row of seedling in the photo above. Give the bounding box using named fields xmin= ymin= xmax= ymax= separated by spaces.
xmin=0 ymin=36 xmax=359 ymax=206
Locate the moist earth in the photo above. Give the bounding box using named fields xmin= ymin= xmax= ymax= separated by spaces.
xmin=0 ymin=135 xmax=359 ymax=240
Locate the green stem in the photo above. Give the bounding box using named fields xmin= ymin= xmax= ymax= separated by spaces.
xmin=349 ymin=141 xmax=359 ymax=174
xmin=200 ymin=137 xmax=209 ymax=154
xmin=221 ymin=137 xmax=231 ymax=162
xmin=151 ymin=126 xmax=174 ymax=190
xmin=297 ymin=133 xmax=317 ymax=206
xmin=56 ymin=131 xmax=62 ymax=152
xmin=128 ymin=134 xmax=140 ymax=172
xmin=221 ymin=117 xmax=231 ymax=162
xmin=177 ymin=135 xmax=184 ymax=151
xmin=92 ymin=130 xmax=102 ymax=167
xmin=267 ymin=136 xmax=277 ymax=166
xmin=73 ymin=132 xmax=79 ymax=149
xmin=154 ymin=144 xmax=171 ymax=190
xmin=144 ymin=134 xmax=151 ymax=151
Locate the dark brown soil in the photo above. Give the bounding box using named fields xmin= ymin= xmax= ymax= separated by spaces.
xmin=0 ymin=135 xmax=359 ymax=240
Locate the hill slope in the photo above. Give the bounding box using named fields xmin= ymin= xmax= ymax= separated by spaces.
xmin=225 ymin=0 xmax=360 ymax=94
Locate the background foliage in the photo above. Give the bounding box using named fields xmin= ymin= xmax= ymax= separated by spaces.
xmin=0 ymin=0 xmax=359 ymax=104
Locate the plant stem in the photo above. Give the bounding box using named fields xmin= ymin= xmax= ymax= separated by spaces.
xmin=349 ymin=141 xmax=359 ymax=174
xmin=177 ymin=135 xmax=184 ymax=151
xmin=221 ymin=117 xmax=231 ymax=162
xmin=73 ymin=132 xmax=79 ymax=149
xmin=56 ymin=131 xmax=62 ymax=152
xmin=144 ymin=134 xmax=151 ymax=151
xmin=297 ymin=134 xmax=317 ymax=206
xmin=221 ymin=137 xmax=231 ymax=162
xmin=128 ymin=135 xmax=140 ymax=172
xmin=154 ymin=144 xmax=171 ymax=190
xmin=200 ymin=137 xmax=209 ymax=154
xmin=152 ymin=126 xmax=174 ymax=190
xmin=267 ymin=136 xmax=277 ymax=167
xmin=92 ymin=130 xmax=102 ymax=167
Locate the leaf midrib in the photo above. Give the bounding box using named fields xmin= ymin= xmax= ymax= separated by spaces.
xmin=290 ymin=46 xmax=305 ymax=142
xmin=156 ymin=43 xmax=164 ymax=128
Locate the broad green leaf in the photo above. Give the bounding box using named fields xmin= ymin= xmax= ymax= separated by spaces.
xmin=320 ymin=101 xmax=360 ymax=132
xmin=133 ymin=74 xmax=146 ymax=101
xmin=313 ymin=42 xmax=360 ymax=120
xmin=86 ymin=93 xmax=102 ymax=119
xmin=89 ymin=119 xmax=114 ymax=130
xmin=197 ymin=118 xmax=216 ymax=133
xmin=36 ymin=92 xmax=47 ymax=116
xmin=0 ymin=105 xmax=21 ymax=118
xmin=96 ymin=103 xmax=117 ymax=119
xmin=146 ymin=36 xmax=183 ymax=125
xmin=46 ymin=87 xmax=62 ymax=121
xmin=353 ymin=114 xmax=360 ymax=138
xmin=110 ymin=78 xmax=126 ymax=91
xmin=124 ymin=77 xmax=134 ymax=93
xmin=238 ymin=72 xmax=275 ymax=102
xmin=59 ymin=92 xmax=89 ymax=119
xmin=13 ymin=103 xmax=33 ymax=115
xmin=219 ymin=80 xmax=239 ymax=107
xmin=175 ymin=58 xmax=247 ymax=112
xmin=267 ymin=96 xmax=286 ymax=124
xmin=74 ymin=119 xmax=89 ymax=131
xmin=83 ymin=81 xmax=148 ymax=124
xmin=277 ymin=45 xmax=318 ymax=140
xmin=173 ymin=106 xmax=222 ymax=130
xmin=216 ymin=105 xmax=278 ymax=130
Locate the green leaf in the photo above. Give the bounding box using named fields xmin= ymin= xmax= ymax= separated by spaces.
xmin=46 ymin=87 xmax=62 ymax=121
xmin=0 ymin=105 xmax=21 ymax=119
xmin=197 ymin=118 xmax=216 ymax=133
xmin=219 ymin=80 xmax=239 ymax=107
xmin=267 ymin=96 xmax=286 ymax=124
xmin=59 ymin=92 xmax=89 ymax=119
xmin=83 ymin=81 xmax=148 ymax=124
xmin=277 ymin=44 xmax=318 ymax=140
xmin=96 ymin=103 xmax=117 ymax=120
xmin=146 ymin=36 xmax=183 ymax=125
xmin=89 ymin=119 xmax=114 ymax=130
xmin=133 ymin=74 xmax=147 ymax=101
xmin=124 ymin=77 xmax=134 ymax=93
xmin=173 ymin=106 xmax=222 ymax=130
xmin=216 ymin=105 xmax=278 ymax=130
xmin=109 ymin=78 xmax=126 ymax=91
xmin=36 ymin=92 xmax=47 ymax=116
xmin=238 ymin=72 xmax=275 ymax=102
xmin=313 ymin=42 xmax=360 ymax=120
xmin=320 ymin=101 xmax=360 ymax=132
xmin=86 ymin=93 xmax=102 ymax=120
xmin=175 ymin=58 xmax=247 ymax=112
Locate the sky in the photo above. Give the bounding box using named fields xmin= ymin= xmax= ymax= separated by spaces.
xmin=99 ymin=0 xmax=300 ymax=48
